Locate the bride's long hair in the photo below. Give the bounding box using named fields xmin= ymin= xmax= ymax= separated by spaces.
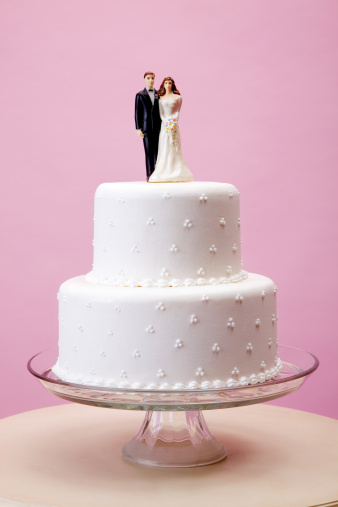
xmin=157 ymin=76 xmax=181 ymax=97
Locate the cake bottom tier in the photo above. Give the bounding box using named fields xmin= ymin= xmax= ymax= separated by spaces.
xmin=53 ymin=274 xmax=282 ymax=389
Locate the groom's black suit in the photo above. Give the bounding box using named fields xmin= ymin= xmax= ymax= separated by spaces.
xmin=135 ymin=88 xmax=161 ymax=179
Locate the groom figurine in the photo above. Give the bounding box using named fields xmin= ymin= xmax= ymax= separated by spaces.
xmin=135 ymin=72 xmax=161 ymax=179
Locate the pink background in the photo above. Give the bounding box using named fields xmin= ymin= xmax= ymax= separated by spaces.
xmin=1 ymin=0 xmax=337 ymax=420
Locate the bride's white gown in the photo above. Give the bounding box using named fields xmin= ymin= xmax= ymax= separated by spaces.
xmin=149 ymin=96 xmax=193 ymax=182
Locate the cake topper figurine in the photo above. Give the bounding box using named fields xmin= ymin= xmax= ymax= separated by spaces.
xmin=135 ymin=74 xmax=193 ymax=183
xmin=135 ymin=72 xmax=161 ymax=180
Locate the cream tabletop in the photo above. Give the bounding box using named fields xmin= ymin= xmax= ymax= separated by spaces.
xmin=0 ymin=404 xmax=337 ymax=507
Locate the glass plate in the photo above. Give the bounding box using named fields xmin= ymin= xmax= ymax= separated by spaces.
xmin=28 ymin=345 xmax=318 ymax=467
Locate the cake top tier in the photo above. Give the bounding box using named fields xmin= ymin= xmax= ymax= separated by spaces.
xmin=87 ymin=181 xmax=245 ymax=287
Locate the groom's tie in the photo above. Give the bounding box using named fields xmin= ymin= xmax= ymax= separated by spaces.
xmin=148 ymin=89 xmax=155 ymax=105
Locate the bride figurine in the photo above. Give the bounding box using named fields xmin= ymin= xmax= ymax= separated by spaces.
xmin=149 ymin=76 xmax=193 ymax=183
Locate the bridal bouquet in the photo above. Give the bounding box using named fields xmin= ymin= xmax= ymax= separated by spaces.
xmin=165 ymin=118 xmax=178 ymax=148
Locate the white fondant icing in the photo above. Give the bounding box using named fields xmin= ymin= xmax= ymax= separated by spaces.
xmin=89 ymin=182 xmax=242 ymax=285
xmin=53 ymin=181 xmax=282 ymax=391
xmin=54 ymin=273 xmax=280 ymax=389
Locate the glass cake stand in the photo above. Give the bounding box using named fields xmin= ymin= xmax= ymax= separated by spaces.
xmin=27 ymin=345 xmax=318 ymax=468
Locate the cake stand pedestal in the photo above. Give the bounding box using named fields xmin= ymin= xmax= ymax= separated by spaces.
xmin=28 ymin=345 xmax=318 ymax=468
xmin=122 ymin=410 xmax=226 ymax=467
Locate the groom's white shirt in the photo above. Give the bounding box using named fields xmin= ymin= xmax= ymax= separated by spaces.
xmin=146 ymin=86 xmax=155 ymax=105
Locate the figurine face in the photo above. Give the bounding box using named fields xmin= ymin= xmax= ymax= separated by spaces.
xmin=164 ymin=80 xmax=173 ymax=93
xmin=144 ymin=74 xmax=155 ymax=89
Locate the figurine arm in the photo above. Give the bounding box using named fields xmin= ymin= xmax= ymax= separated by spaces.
xmin=135 ymin=94 xmax=144 ymax=137
xmin=158 ymin=100 xmax=165 ymax=122
xmin=174 ymin=95 xmax=182 ymax=121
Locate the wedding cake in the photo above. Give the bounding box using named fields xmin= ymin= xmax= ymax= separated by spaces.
xmin=53 ymin=181 xmax=282 ymax=389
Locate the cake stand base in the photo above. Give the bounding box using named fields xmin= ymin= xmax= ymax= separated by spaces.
xmin=122 ymin=410 xmax=226 ymax=467
xmin=28 ymin=346 xmax=319 ymax=468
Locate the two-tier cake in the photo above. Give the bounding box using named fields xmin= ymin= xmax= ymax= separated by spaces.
xmin=53 ymin=181 xmax=281 ymax=389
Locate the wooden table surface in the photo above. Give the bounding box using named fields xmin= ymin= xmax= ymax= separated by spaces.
xmin=0 ymin=403 xmax=337 ymax=507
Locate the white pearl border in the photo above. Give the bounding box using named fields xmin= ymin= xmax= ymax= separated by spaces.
xmin=52 ymin=358 xmax=282 ymax=391
xmin=85 ymin=270 xmax=249 ymax=287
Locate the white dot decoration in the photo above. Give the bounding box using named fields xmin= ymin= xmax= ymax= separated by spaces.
xmin=115 ymin=306 xmax=121 ymax=312
xmin=156 ymin=302 xmax=166 ymax=311
xmin=157 ymin=369 xmax=166 ymax=378
xmin=184 ymin=219 xmax=192 ymax=229
xmin=226 ymin=266 xmax=232 ymax=275
xmin=201 ymin=294 xmax=209 ymax=302
xmin=220 ymin=217 xmax=226 ymax=227
xmin=212 ymin=343 xmax=220 ymax=353
xmin=197 ymin=267 xmax=205 ymax=276
xmin=227 ymin=318 xmax=235 ymax=329
xmin=247 ymin=343 xmax=253 ymax=352
xmin=229 ymin=191 xmax=234 ymax=198
xmin=274 ymin=286 xmax=278 ymax=294
xmin=260 ymin=361 xmax=267 ymax=370
xmin=170 ymin=244 xmax=179 ymax=253
xmin=209 ymin=245 xmax=217 ymax=253
xmin=90 ymin=369 xmax=95 ymax=375
xmin=118 ymin=196 xmax=125 ymax=204
xmin=160 ymin=268 xmax=170 ymax=278
xmin=99 ymin=350 xmax=106 ymax=357
xmin=268 ymin=338 xmax=273 ymax=347
xmin=255 ymin=318 xmax=261 ymax=327
xmin=132 ymin=350 xmax=140 ymax=359
xmin=146 ymin=325 xmax=155 ymax=334
xmin=163 ymin=193 xmax=171 ymax=199
xmin=72 ymin=345 xmax=78 ymax=352
xmin=196 ymin=367 xmax=205 ymax=377
xmin=261 ymin=291 xmax=266 ymax=299
xmin=272 ymin=314 xmax=278 ymax=323
xmin=190 ymin=314 xmax=199 ymax=324
xmin=199 ymin=193 xmax=208 ymax=202
xmin=238 ymin=218 xmax=241 ymax=226
xmin=78 ymin=325 xmax=84 ymax=333
xmin=175 ymin=339 xmax=183 ymax=348
xmin=120 ymin=370 xmax=127 ymax=378
xmin=232 ymin=244 xmax=238 ymax=253
xmin=232 ymin=367 xmax=239 ymax=376
xmin=147 ymin=217 xmax=155 ymax=226
xmin=109 ymin=221 xmax=114 ymax=227
xmin=86 ymin=302 xmax=92 ymax=308
xmin=107 ymin=329 xmax=114 ymax=336
xmin=131 ymin=245 xmax=140 ymax=254
xmin=235 ymin=294 xmax=244 ymax=303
